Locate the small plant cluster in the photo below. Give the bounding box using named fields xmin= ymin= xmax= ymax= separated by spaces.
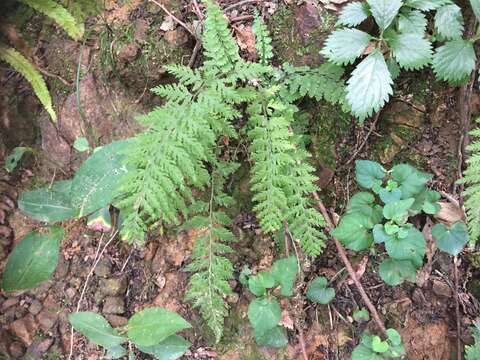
xmin=321 ymin=0 xmax=480 ymax=120
xmin=352 ymin=328 xmax=405 ymax=359
xmin=68 ymin=307 xmax=191 ymax=359
xmin=332 ymin=160 xmax=469 ymax=285
xmin=466 ymin=322 xmax=480 ymax=360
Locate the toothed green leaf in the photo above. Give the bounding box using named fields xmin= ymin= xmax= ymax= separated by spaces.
xmin=471 ymin=0 xmax=480 ymax=21
xmin=397 ymin=10 xmax=427 ymax=33
xmin=434 ymin=4 xmax=464 ymax=40
xmin=406 ymin=0 xmax=451 ymax=11
xmin=336 ymin=2 xmax=370 ymax=27
xmin=389 ymin=32 xmax=432 ymax=70
xmin=433 ymin=40 xmax=476 ymax=84
xmin=321 ymin=28 xmax=372 ymax=65
xmin=346 ymin=50 xmax=393 ymax=121
xmin=367 ymin=0 xmax=402 ymax=32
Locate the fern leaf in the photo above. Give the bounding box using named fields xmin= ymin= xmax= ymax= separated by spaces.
xmin=20 ymin=0 xmax=84 ymax=40
xmin=253 ymin=14 xmax=273 ymax=65
xmin=0 ymin=46 xmax=56 ymax=122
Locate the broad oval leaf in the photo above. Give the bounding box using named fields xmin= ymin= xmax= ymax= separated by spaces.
xmin=398 ymin=10 xmax=427 ymax=34
xmin=2 ymin=226 xmax=63 ymax=292
xmin=355 ymin=160 xmax=386 ymax=190
xmin=386 ymin=329 xmax=402 ymax=346
xmin=248 ymin=271 xmax=276 ymax=296
xmin=391 ymin=164 xmax=432 ymax=199
xmin=71 ymin=140 xmax=131 ymax=217
xmin=346 ymin=50 xmax=393 ymax=121
xmin=271 ymin=256 xmax=298 ymax=297
xmin=321 ymin=29 xmax=372 ymax=66
xmin=367 ymin=0 xmax=402 ymax=32
xmin=372 ymin=336 xmax=389 ymax=353
xmin=406 ymin=0 xmax=451 ymax=11
xmin=379 ymin=188 xmax=402 ymax=204
xmin=347 ymin=192 xmax=376 ymax=215
xmin=254 ymin=326 xmax=288 ymax=348
xmin=352 ymin=344 xmax=383 ymax=360
xmin=69 ymin=312 xmax=125 ymax=349
xmin=306 ymin=277 xmax=335 ymax=304
xmin=137 ymin=335 xmax=191 ymax=360
xmin=373 ymin=224 xmax=393 ymax=244
xmin=431 ymin=222 xmax=469 ymax=256
xmin=336 ymin=2 xmax=370 ymax=27
xmin=433 ymin=40 xmax=476 ymax=84
xmin=434 ymin=4 xmax=464 ymax=40
xmin=385 ymin=228 xmax=426 ymax=267
xmin=379 ymin=259 xmax=417 ymax=286
xmin=247 ymin=298 xmax=281 ymax=336
xmin=383 ymin=198 xmax=415 ymax=222
xmin=331 ymin=214 xmax=374 ymax=251
xmin=127 ymin=307 xmax=191 ymax=347
xmin=389 ymin=32 xmax=432 ymax=70
xmin=18 ymin=180 xmax=77 ymax=222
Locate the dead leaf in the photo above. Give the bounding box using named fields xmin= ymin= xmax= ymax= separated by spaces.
xmin=235 ymin=26 xmax=256 ymax=60
xmin=434 ymin=201 xmax=465 ymax=226
xmin=279 ymin=310 xmax=295 ymax=330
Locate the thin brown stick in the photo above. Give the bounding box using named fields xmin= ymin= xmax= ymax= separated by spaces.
xmin=454 ymin=256 xmax=462 ymax=360
xmin=312 ymin=191 xmax=388 ymax=337
xmin=230 ymin=15 xmax=254 ymax=22
xmin=224 ymin=0 xmax=259 ymax=12
xmin=148 ymin=0 xmax=195 ymax=38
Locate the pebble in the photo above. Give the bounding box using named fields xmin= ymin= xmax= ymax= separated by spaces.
xmin=105 ymin=314 xmax=128 ymax=327
xmin=102 ymin=296 xmax=125 ymax=315
xmin=94 ymin=258 xmax=112 ymax=278
xmin=99 ymin=277 xmax=127 ymax=296
xmin=29 ymin=300 xmax=43 ymax=315
xmin=1 ymin=297 xmax=19 ymax=311
xmin=9 ymin=341 xmax=25 ymax=358
xmin=10 ymin=314 xmax=38 ymax=345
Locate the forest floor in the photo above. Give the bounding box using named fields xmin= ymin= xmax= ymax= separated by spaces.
xmin=1 ymin=0 xmax=480 ymax=359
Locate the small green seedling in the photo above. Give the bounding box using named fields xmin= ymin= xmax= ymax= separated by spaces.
xmin=306 ymin=276 xmax=335 ymax=305
xmin=352 ymin=328 xmax=405 ymax=359
xmin=353 ymin=308 xmax=370 ymax=323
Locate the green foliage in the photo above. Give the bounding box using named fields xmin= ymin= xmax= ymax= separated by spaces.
xmin=2 ymin=226 xmax=64 ymax=292
xmin=73 ymin=137 xmax=91 ymax=152
xmin=69 ymin=307 xmax=191 ymax=360
xmin=431 ymin=222 xmax=469 ymax=256
xmin=432 ymin=40 xmax=476 ymax=83
xmin=352 ymin=329 xmax=405 ymax=359
xmin=245 ymin=257 xmax=298 ymax=348
xmin=4 ymin=146 xmax=33 ymax=172
xmin=466 ymin=323 xmax=480 ymax=360
xmin=306 ymin=276 xmax=335 ymax=304
xmin=353 ymin=308 xmax=370 ymax=322
xmin=253 ymin=13 xmax=273 ymax=65
xmin=332 ymin=161 xmax=449 ymax=286
xmin=459 ymin=121 xmax=480 ymax=245
xmin=19 ymin=0 xmax=84 ymax=40
xmin=0 ymin=47 xmax=56 ymax=122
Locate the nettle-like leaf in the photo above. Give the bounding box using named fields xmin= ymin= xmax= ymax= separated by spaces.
xmin=432 ymin=222 xmax=469 ymax=256
xmin=306 ymin=277 xmax=335 ymax=304
xmin=2 ymin=226 xmax=64 ymax=292
xmin=389 ymin=32 xmax=432 ymax=70
xmin=379 ymin=188 xmax=401 ymax=204
xmin=321 ymin=28 xmax=372 ymax=66
xmin=373 ymin=224 xmax=393 ymax=243
xmin=346 ymin=50 xmax=393 ymax=121
xmin=383 ymin=198 xmax=415 ymax=223
xmin=471 ymin=0 xmax=480 ymax=22
xmin=434 ymin=4 xmax=464 ymax=40
xmin=68 ymin=312 xmax=125 ymax=349
xmin=397 ymin=10 xmax=427 ymax=34
xmin=379 ymin=258 xmax=417 ymax=285
xmin=127 ymin=308 xmax=191 ymax=347
xmin=433 ymin=40 xmax=476 ymax=84
xmin=406 ymin=0 xmax=452 ymax=11
xmin=367 ymin=0 xmax=402 ymax=32
xmin=336 ymin=2 xmax=370 ymax=27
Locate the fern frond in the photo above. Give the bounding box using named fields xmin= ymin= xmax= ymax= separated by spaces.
xmin=185 ymin=164 xmax=237 ymax=343
xmin=0 ymin=46 xmax=56 ymax=122
xmin=20 ymin=0 xmax=84 ymax=40
xmin=459 ymin=125 xmax=480 ymax=245
xmin=150 ymin=83 xmax=192 ymax=104
xmin=253 ymin=14 xmax=273 ymax=65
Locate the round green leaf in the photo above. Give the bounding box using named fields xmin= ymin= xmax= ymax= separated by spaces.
xmin=386 ymin=328 xmax=402 ymax=346
xmin=73 ymin=137 xmax=91 ymax=152
xmin=331 ymin=214 xmax=374 ymax=251
xmin=2 ymin=226 xmax=64 ymax=292
xmin=382 ymin=198 xmax=415 ymax=222
xmin=271 ymin=256 xmax=298 ymax=297
xmin=372 ymin=336 xmax=389 ymax=353
xmin=379 ymin=188 xmax=402 ymax=204
xmin=355 ymin=160 xmax=386 ymax=190
xmin=247 ymin=298 xmax=281 ymax=336
xmin=68 ymin=312 xmax=125 ymax=349
xmin=352 ymin=344 xmax=383 ymax=360
xmin=248 ymin=271 xmax=276 ymax=296
xmin=306 ymin=277 xmax=335 ymax=305
xmin=384 ymin=228 xmax=425 ymax=268
xmin=431 ymin=222 xmax=469 ymax=256
xmin=127 ymin=307 xmax=191 ymax=347
xmin=254 ymin=326 xmax=288 ymax=348
xmin=137 ymin=335 xmax=191 ymax=360
xmin=391 ymin=164 xmax=432 ymax=199
xmin=378 ymin=259 xmax=417 ymax=286
xmin=353 ymin=308 xmax=370 ymax=322
xmin=373 ymin=224 xmax=392 ymax=244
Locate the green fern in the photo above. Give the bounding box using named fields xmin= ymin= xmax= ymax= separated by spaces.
xmin=0 ymin=47 xmax=56 ymax=122
xmin=466 ymin=323 xmax=480 ymax=360
xmin=184 ymin=162 xmax=237 ymax=343
xmin=459 ymin=122 xmax=480 ymax=246
xmin=253 ymin=14 xmax=273 ymax=65
xmin=20 ymin=0 xmax=84 ymax=40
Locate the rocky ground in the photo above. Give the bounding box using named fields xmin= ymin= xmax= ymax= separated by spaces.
xmin=1 ymin=0 xmax=480 ymax=359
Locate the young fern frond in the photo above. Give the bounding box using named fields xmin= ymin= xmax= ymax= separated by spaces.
xmin=185 ymin=163 xmax=237 ymax=343
xmin=459 ymin=123 xmax=480 ymax=246
xmin=0 ymin=46 xmax=56 ymax=122
xmin=19 ymin=0 xmax=84 ymax=40
xmin=253 ymin=14 xmax=273 ymax=65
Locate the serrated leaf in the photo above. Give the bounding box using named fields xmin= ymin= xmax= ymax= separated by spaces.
xmin=137 ymin=335 xmax=191 ymax=360
xmin=20 ymin=0 xmax=84 ymax=40
xmin=391 ymin=164 xmax=432 ymax=198
xmin=389 ymin=32 xmax=432 ymax=70
xmin=254 ymin=326 xmax=288 ymax=348
xmin=355 ymin=160 xmax=386 ymax=189
xmin=0 ymin=47 xmax=56 ymax=122
xmin=321 ymin=28 xmax=372 ymax=65
xmin=367 ymin=0 xmax=402 ymax=32
xmin=247 ymin=298 xmax=281 ymax=336
xmin=2 ymin=226 xmax=63 ymax=292
xmin=386 ymin=58 xmax=401 ymax=80
xmin=68 ymin=312 xmax=125 ymax=349
xmin=346 ymin=50 xmax=393 ymax=121
xmin=271 ymin=256 xmax=298 ymax=297
xmin=434 ymin=4 xmax=464 ymax=40
xmin=383 ymin=198 xmax=415 ymax=222
xmin=336 ymin=2 xmax=370 ymax=27
xmin=18 ymin=180 xmax=78 ymax=222
xmin=471 ymin=0 xmax=480 ymax=21
xmin=384 ymin=228 xmax=426 ymax=267
xmin=398 ymin=10 xmax=427 ymax=33
xmin=406 ymin=0 xmax=451 ymax=11
xmin=127 ymin=308 xmax=191 ymax=347
xmin=331 ymin=213 xmax=374 ymax=251
xmin=379 ymin=258 xmax=417 ymax=285
xmin=71 ymin=140 xmax=131 ymax=217
xmin=432 ymin=222 xmax=469 ymax=256
xmin=306 ymin=277 xmax=335 ymax=304
xmin=433 ymin=40 xmax=476 ymax=84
